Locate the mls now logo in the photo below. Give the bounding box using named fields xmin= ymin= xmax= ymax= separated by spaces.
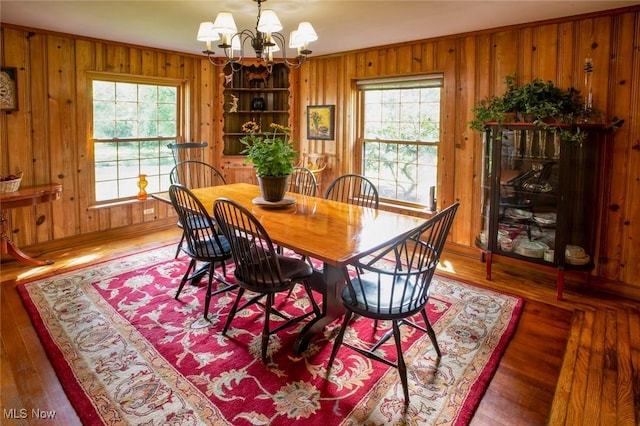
xmin=4 ymin=408 xmax=56 ymax=419
xmin=3 ymin=409 xmax=27 ymax=419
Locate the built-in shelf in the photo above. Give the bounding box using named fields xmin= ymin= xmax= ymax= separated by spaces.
xmin=221 ymin=63 xmax=291 ymax=157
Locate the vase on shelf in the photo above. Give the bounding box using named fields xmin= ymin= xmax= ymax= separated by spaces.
xmin=524 ymin=130 xmax=534 ymax=158
xmin=513 ymin=129 xmax=522 ymax=157
xmin=553 ymin=133 xmax=561 ymax=158
xmin=538 ymin=131 xmax=547 ymax=158
xmin=137 ymin=174 xmax=148 ymax=200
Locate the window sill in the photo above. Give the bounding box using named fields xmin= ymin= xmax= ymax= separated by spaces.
xmin=378 ymin=201 xmax=436 ymax=219
xmin=88 ymin=198 xmax=153 ymax=210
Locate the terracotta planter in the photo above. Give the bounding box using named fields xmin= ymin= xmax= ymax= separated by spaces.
xmin=503 ymin=112 xmax=517 ymax=123
xmin=257 ymin=175 xmax=290 ymax=202
xmin=517 ymin=112 xmax=536 ymax=123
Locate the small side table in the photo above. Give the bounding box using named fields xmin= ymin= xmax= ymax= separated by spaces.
xmin=0 ymin=183 xmax=63 ymax=266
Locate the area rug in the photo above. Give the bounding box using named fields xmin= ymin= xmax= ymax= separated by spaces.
xmin=18 ymin=245 xmax=522 ymax=425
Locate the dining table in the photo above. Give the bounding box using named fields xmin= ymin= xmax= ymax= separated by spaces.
xmin=152 ymin=182 xmax=426 ymax=353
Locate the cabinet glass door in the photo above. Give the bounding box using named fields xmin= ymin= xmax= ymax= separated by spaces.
xmin=499 ymin=126 xmax=559 ymax=263
xmin=479 ymin=124 xmax=559 ymax=265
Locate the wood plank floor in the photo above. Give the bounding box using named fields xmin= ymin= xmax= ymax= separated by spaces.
xmin=548 ymin=308 xmax=640 ymax=425
xmin=1 ymin=228 xmax=638 ymax=425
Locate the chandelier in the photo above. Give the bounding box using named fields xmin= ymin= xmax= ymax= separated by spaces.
xmin=197 ymin=0 xmax=318 ymax=72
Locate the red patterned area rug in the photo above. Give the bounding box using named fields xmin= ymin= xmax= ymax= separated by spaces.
xmin=19 ymin=245 xmax=522 ymax=425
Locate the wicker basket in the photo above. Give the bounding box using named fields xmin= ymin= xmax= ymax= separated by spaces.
xmin=0 ymin=175 xmax=22 ymax=193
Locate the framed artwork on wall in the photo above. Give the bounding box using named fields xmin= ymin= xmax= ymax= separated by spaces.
xmin=307 ymin=105 xmax=335 ymax=140
xmin=1 ymin=67 xmax=18 ymax=111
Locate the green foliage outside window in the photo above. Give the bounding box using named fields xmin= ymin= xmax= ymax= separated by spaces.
xmin=92 ymin=79 xmax=179 ymax=203
xmin=362 ymin=86 xmax=441 ymax=206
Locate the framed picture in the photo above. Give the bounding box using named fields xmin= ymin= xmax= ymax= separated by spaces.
xmin=307 ymin=105 xmax=335 ymax=140
xmin=1 ymin=67 xmax=18 ymax=111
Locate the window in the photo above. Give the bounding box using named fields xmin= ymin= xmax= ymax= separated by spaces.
xmin=90 ymin=74 xmax=183 ymax=203
xmin=357 ymin=75 xmax=443 ymax=207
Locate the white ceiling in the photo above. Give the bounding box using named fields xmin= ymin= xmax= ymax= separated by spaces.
xmin=1 ymin=1 xmax=639 ymax=58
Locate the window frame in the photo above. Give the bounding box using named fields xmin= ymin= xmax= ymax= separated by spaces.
xmin=355 ymin=74 xmax=444 ymax=209
xmin=87 ymin=72 xmax=188 ymax=206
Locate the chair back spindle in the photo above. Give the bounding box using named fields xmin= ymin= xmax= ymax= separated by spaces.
xmin=325 ymin=174 xmax=379 ymax=208
xmin=288 ymin=166 xmax=318 ymax=197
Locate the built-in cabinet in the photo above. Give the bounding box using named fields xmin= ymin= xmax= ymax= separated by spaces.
xmin=219 ymin=62 xmax=293 ymax=183
xmin=477 ymin=123 xmax=606 ymax=300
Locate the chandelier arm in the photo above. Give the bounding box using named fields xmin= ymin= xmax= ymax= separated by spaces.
xmin=269 ymin=32 xmax=303 ymax=68
xmin=283 ymin=57 xmax=304 ymax=69
xmin=231 ymin=30 xmax=260 ymax=63
xmin=270 ymin=31 xmax=287 ymax=58
xmin=271 ymin=33 xmax=303 ymax=68
xmin=205 ymin=51 xmax=228 ymax=67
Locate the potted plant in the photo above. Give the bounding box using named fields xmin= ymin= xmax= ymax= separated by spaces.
xmin=241 ymin=121 xmax=297 ymax=202
xmin=469 ymin=75 xmax=590 ymax=145
xmin=468 ymin=74 xmax=519 ymax=132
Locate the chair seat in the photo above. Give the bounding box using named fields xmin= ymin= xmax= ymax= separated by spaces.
xmin=342 ymin=274 xmax=425 ymax=318
xmin=278 ymin=255 xmax=313 ymax=280
xmin=177 ymin=215 xmax=210 ymax=230
xmin=182 ymin=233 xmax=231 ymax=260
xmin=235 ymin=255 xmax=312 ymax=290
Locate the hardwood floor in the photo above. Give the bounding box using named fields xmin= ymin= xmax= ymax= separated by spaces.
xmin=1 ymin=228 xmax=638 ymax=425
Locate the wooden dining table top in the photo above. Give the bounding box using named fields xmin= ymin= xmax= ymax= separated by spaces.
xmin=153 ymin=183 xmax=426 ymax=268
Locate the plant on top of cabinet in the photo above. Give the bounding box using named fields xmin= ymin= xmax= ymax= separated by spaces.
xmin=469 ymin=75 xmax=589 ymax=145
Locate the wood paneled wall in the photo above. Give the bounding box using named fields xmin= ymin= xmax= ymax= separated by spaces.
xmin=0 ymin=27 xmax=218 ymax=246
xmin=1 ymin=5 xmax=639 ymax=294
xmin=295 ymin=6 xmax=640 ymax=290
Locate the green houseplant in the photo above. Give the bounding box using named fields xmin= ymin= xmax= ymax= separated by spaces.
xmin=468 ymin=74 xmax=520 ymax=132
xmin=469 ymin=75 xmax=589 ymax=145
xmin=241 ymin=121 xmax=297 ymax=202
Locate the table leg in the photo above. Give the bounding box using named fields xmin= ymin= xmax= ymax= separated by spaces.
xmin=293 ymin=263 xmax=346 ymax=353
xmin=1 ymin=210 xmax=54 ymax=266
xmin=1 ymin=239 xmax=54 ymax=266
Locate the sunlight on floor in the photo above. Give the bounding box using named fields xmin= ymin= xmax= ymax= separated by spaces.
xmin=18 ymin=253 xmax=102 ymax=281
xmin=437 ymin=259 xmax=455 ymax=274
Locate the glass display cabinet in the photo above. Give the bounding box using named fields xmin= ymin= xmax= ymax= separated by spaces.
xmin=477 ymin=122 xmax=606 ymax=300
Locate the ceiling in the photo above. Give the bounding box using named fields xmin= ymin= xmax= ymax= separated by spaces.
xmin=2 ymin=1 xmax=639 ymax=58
